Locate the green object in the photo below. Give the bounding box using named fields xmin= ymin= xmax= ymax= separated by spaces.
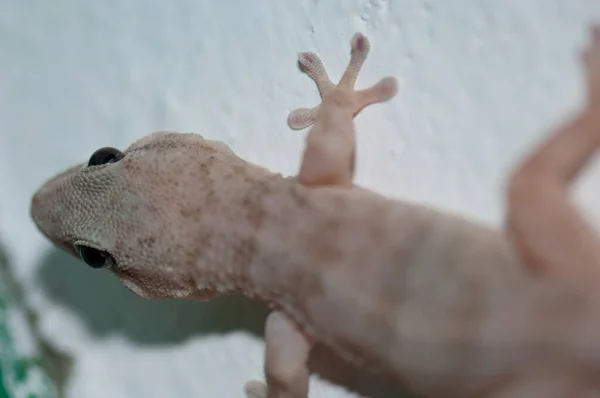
xmin=0 ymin=251 xmax=58 ymax=398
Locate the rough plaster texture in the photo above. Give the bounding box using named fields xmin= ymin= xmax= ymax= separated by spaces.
xmin=2 ymin=1 xmax=600 ymax=397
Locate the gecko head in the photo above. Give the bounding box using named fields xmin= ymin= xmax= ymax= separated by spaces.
xmin=30 ymin=131 xmax=240 ymax=301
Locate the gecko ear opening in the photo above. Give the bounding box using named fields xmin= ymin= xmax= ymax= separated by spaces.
xmin=75 ymin=245 xmax=114 ymax=270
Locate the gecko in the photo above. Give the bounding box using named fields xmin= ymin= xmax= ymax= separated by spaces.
xmin=29 ymin=26 xmax=600 ymax=398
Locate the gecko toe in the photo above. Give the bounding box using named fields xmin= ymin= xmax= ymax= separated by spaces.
xmin=297 ymin=52 xmax=323 ymax=73
xmin=351 ymin=32 xmax=370 ymax=56
xmin=287 ymin=107 xmax=318 ymax=130
xmin=244 ymin=380 xmax=268 ymax=398
xmin=375 ymin=76 xmax=399 ymax=102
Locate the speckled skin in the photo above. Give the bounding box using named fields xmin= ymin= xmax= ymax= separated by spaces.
xmin=30 ymin=29 xmax=600 ymax=398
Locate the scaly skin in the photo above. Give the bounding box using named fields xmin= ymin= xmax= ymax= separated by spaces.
xmin=30 ymin=28 xmax=600 ymax=398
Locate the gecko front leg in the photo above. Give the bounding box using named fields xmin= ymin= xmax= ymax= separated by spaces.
xmin=288 ymin=32 xmax=398 ymax=187
xmin=244 ymin=33 xmax=398 ymax=398
xmin=244 ymin=312 xmax=312 ymax=398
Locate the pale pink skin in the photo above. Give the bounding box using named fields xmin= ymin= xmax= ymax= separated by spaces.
xmin=30 ymin=26 xmax=600 ymax=398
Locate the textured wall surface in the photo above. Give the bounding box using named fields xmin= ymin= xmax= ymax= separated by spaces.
xmin=2 ymin=1 xmax=600 ymax=397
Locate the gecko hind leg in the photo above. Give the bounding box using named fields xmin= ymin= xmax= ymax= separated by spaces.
xmin=244 ymin=311 xmax=312 ymax=398
xmin=288 ymin=33 xmax=398 ymax=187
xmin=505 ymin=24 xmax=600 ymax=290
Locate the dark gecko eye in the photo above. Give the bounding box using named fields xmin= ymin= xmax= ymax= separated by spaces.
xmin=87 ymin=147 xmax=125 ymax=167
xmin=76 ymin=245 xmax=114 ymax=270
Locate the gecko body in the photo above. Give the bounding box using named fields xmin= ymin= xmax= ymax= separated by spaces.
xmin=31 ymin=29 xmax=600 ymax=398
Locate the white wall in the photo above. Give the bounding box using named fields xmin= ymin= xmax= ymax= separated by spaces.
xmin=1 ymin=1 xmax=600 ymax=397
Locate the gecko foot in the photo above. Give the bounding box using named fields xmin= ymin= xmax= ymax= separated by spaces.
xmin=287 ymin=33 xmax=398 ymax=130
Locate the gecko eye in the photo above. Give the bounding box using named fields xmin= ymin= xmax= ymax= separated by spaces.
xmin=87 ymin=147 xmax=125 ymax=167
xmin=76 ymin=245 xmax=114 ymax=270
